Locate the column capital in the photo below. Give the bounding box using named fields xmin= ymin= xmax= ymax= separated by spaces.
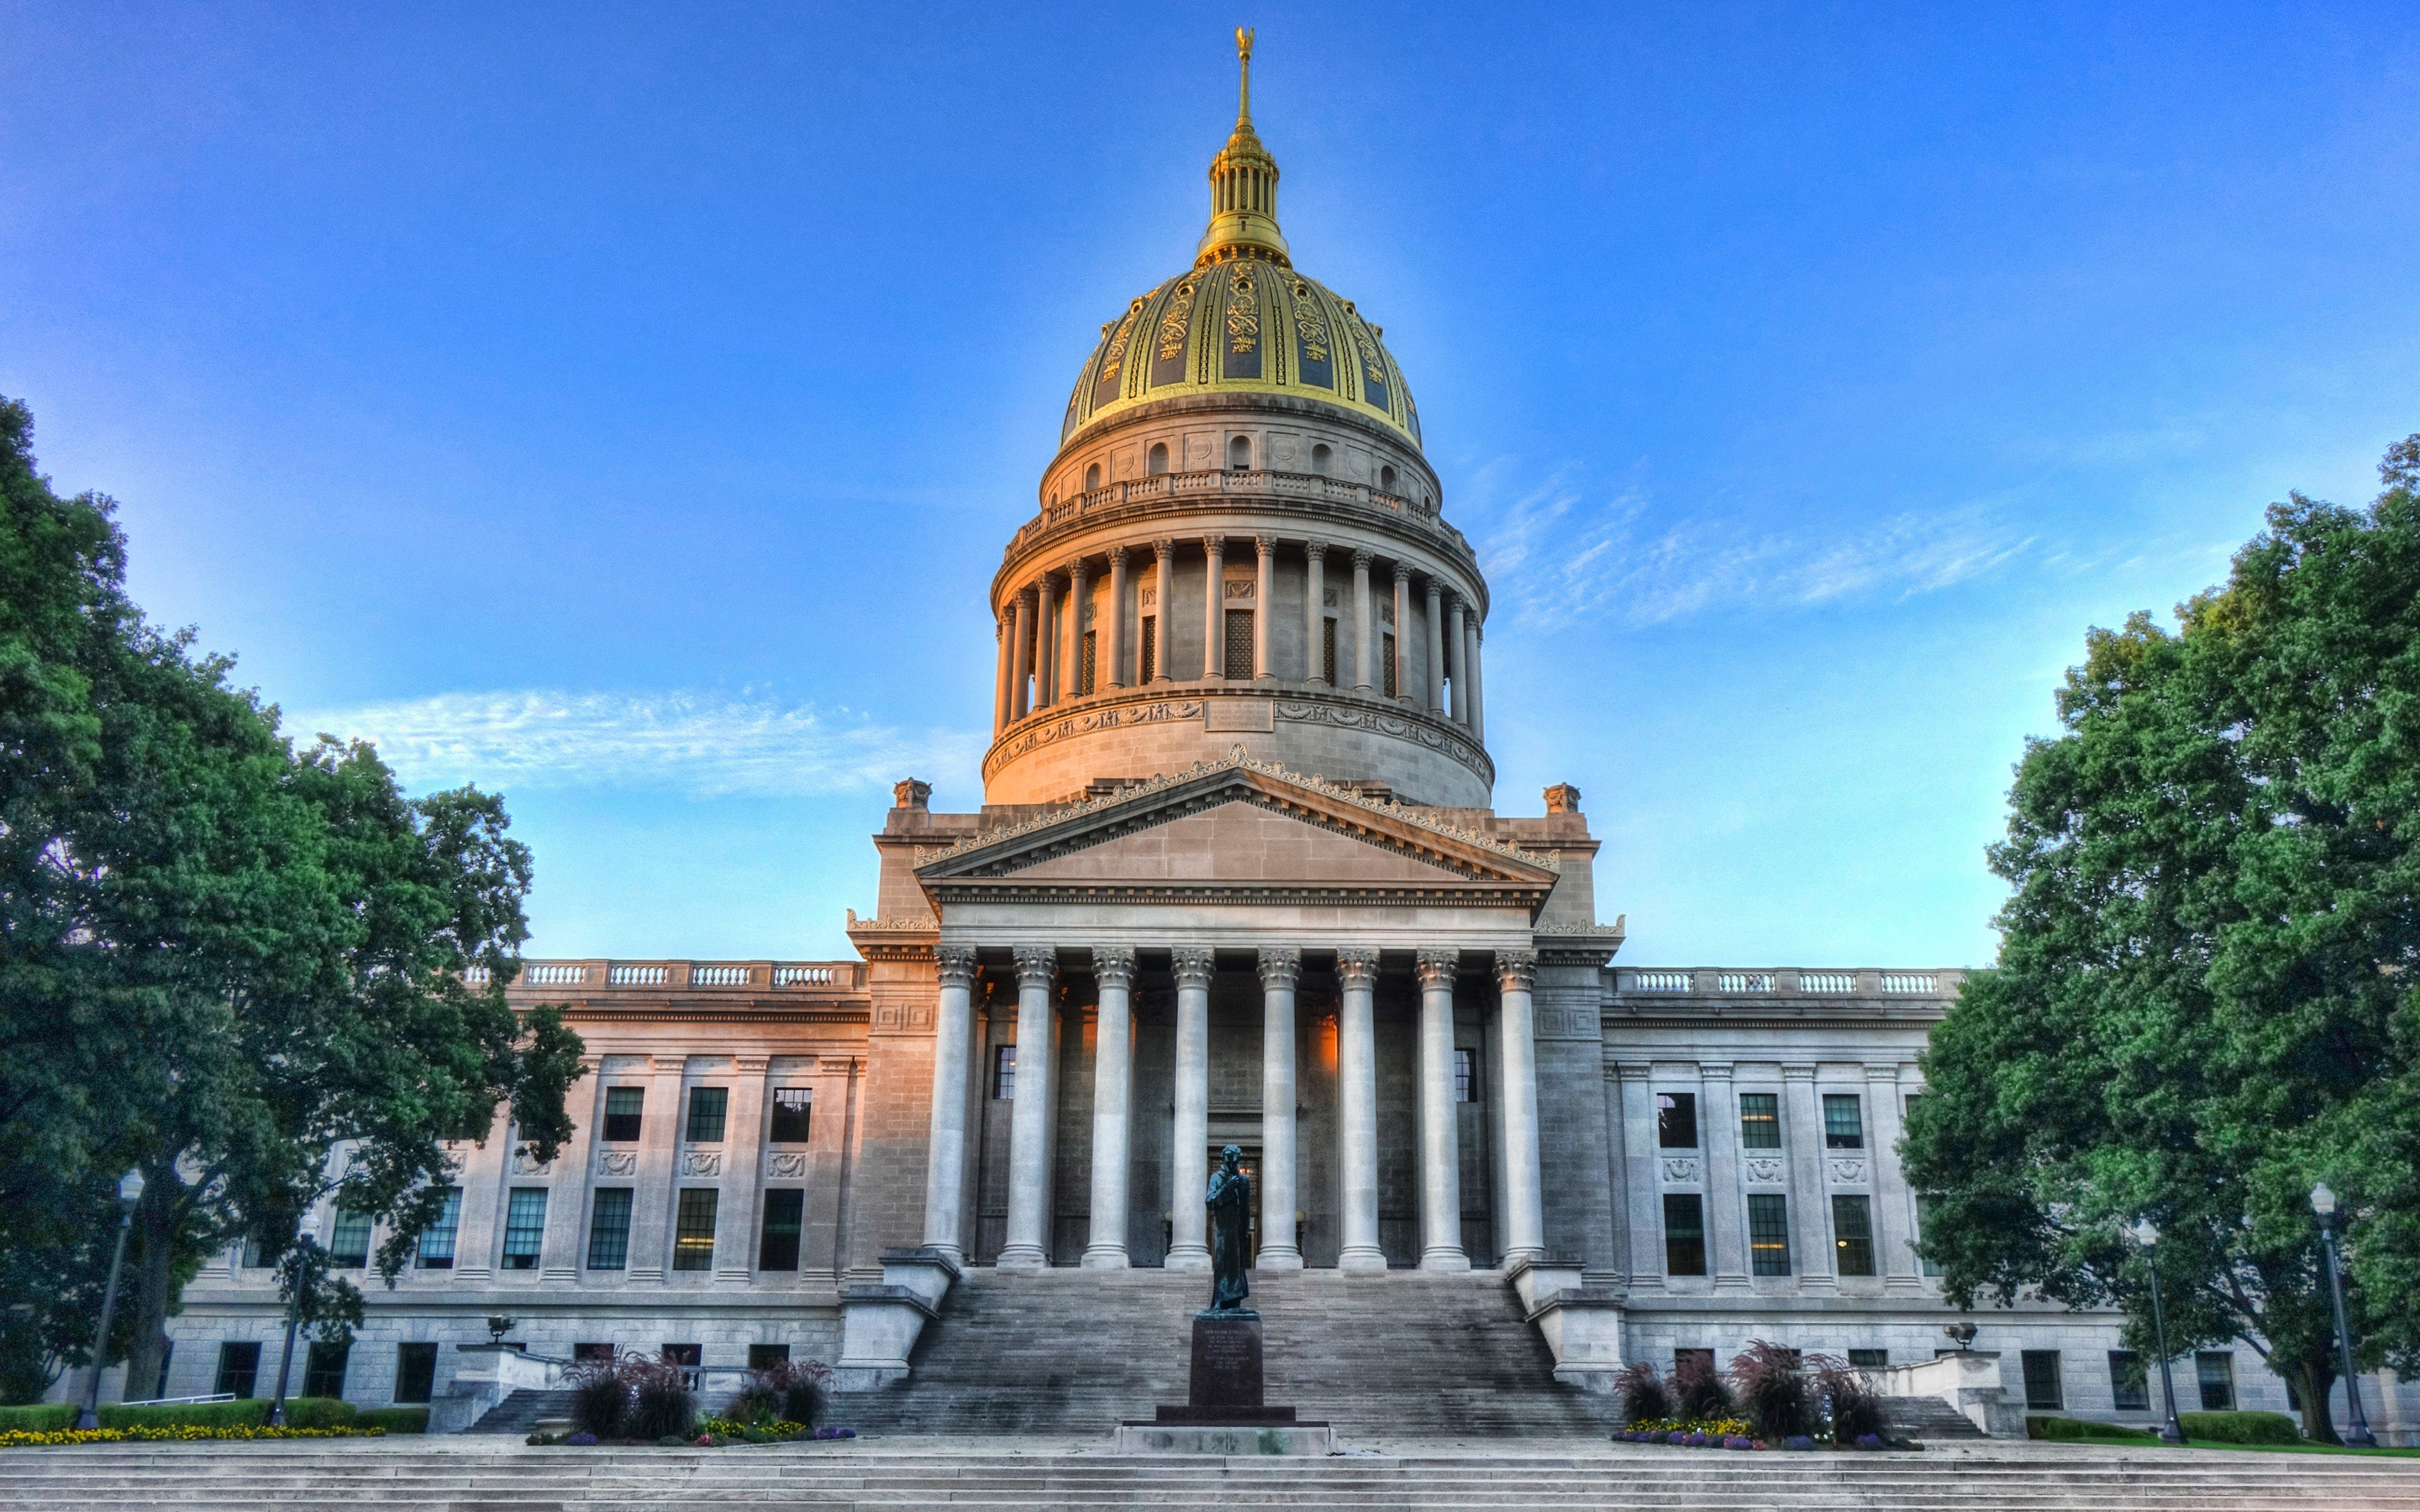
xmin=1352 ymin=546 xmax=1373 ymax=570
xmin=1392 ymin=560 xmax=1413 ymax=584
xmin=1495 ymin=949 xmax=1538 ymax=988
xmin=1152 ymin=537 xmax=1177 ymax=560
xmin=1106 ymin=543 xmax=1128 ymax=567
xmin=1202 ymin=533 xmax=1226 ymax=555
xmin=1255 ymin=533 xmax=1277 ymax=558
xmin=935 ymin=943 xmax=980 ymax=987
xmin=1414 ymin=947 xmax=1460 ymax=988
xmin=1171 ymin=945 xmax=1217 ymax=987
xmin=1424 ymin=579 xmax=1441 ymax=603
xmin=1616 ymin=1061 xmax=1654 ymax=1083
xmin=1305 ymin=537 xmax=1328 ymax=561
xmin=1013 ymin=945 xmax=1058 ymax=986
xmin=1065 ymin=555 xmax=1088 ymax=580
xmin=1255 ymin=946 xmax=1302 ymax=988
xmin=1448 ymin=590 xmax=1469 ymax=614
xmin=1018 ymin=584 xmax=1038 ymax=606
xmin=1782 ymin=1063 xmax=1818 ymax=1082
xmin=1865 ymin=1063 xmax=1904 ymax=1084
xmin=735 ymin=1054 xmax=771 ymax=1074
xmin=1090 ymin=944 xmax=1138 ymax=987
xmin=1698 ymin=1062 xmax=1735 ymax=1082
xmin=1335 ymin=947 xmax=1381 ymax=986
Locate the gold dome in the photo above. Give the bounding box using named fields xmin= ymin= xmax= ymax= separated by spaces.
xmin=1059 ymin=32 xmax=1423 ymax=450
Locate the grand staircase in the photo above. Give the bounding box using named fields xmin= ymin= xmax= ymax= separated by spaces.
xmin=830 ymin=1266 xmax=1611 ymax=1437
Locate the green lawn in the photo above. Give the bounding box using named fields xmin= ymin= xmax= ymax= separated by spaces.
xmin=2175 ymin=1440 xmax=2420 ymax=1457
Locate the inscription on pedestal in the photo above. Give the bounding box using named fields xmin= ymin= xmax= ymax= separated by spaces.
xmin=1189 ymin=1314 xmax=1263 ymax=1410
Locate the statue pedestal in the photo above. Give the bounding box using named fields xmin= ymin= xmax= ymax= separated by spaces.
xmin=1117 ymin=1309 xmax=1331 ymax=1455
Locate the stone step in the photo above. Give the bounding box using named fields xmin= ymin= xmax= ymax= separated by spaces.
xmin=463 ymin=1389 xmax=579 ymax=1436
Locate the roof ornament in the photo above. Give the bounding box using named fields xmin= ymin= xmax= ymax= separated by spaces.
xmin=1197 ymin=27 xmax=1290 ymax=267
xmin=1236 ymin=26 xmax=1255 ymax=125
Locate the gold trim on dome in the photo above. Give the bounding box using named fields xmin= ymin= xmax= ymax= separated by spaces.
xmin=1156 ymin=281 xmax=1199 ymax=362
xmin=1226 ymin=267 xmax=1260 ymax=355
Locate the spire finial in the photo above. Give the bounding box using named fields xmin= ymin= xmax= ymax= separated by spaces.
xmin=1198 ymin=28 xmax=1288 ymax=266
xmin=1237 ymin=27 xmax=1255 ymax=124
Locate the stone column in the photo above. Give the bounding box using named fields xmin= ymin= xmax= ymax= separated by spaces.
xmin=1166 ymin=946 xmax=1216 ymax=1270
xmin=1202 ymin=535 xmax=1226 ymax=680
xmin=1494 ymin=951 xmax=1545 ymax=1268
xmin=1303 ymin=539 xmax=1327 ymax=685
xmin=447 ymin=1109 xmax=513 ymax=1283
xmin=1256 ymin=947 xmax=1304 ymax=1268
xmin=992 ymin=612 xmax=1013 ymax=735
xmin=1701 ymin=1063 xmax=1749 ymax=1289
xmin=1783 ymin=1064 xmax=1833 ymax=1290
xmin=1867 ymin=1064 xmax=1920 ymax=1290
xmin=1062 ymin=557 xmax=1089 ymax=700
xmin=1616 ymin=1063 xmax=1664 ymax=1286
xmin=1012 ymin=588 xmax=1036 ymax=720
xmin=997 ymin=945 xmax=1059 ymax=1268
xmin=1034 ymin=575 xmax=1058 ymax=711
xmin=1251 ymin=536 xmax=1276 ymax=680
xmin=1392 ymin=563 xmax=1415 ymax=706
xmin=1413 ymin=948 xmax=1470 ymax=1271
xmin=1446 ymin=594 xmax=1469 ymax=725
xmin=626 ymin=1055 xmax=687 ymax=1284
xmin=539 ymin=1059 xmax=606 ymax=1287
xmin=717 ymin=1056 xmax=770 ymax=1281
xmin=1106 ymin=547 xmax=1129 ymax=688
xmin=1351 ymin=549 xmax=1374 ymax=691
xmin=1082 ymin=946 xmax=1137 ymax=1268
xmin=921 ymin=944 xmax=979 ymax=1265
xmin=1334 ymin=948 xmax=1384 ymax=1271
xmin=1151 ymin=538 xmax=1177 ymax=683
xmin=1423 ymin=579 xmax=1445 ymax=714
xmin=1467 ymin=619 xmax=1486 ymax=740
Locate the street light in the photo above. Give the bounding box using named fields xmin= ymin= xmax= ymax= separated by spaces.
xmin=2130 ymin=1218 xmax=2187 ymax=1445
xmin=74 ymin=1169 xmax=145 ymax=1432
xmin=2311 ymin=1184 xmax=2379 ymax=1448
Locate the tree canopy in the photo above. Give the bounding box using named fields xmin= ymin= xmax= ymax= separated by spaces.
xmin=1903 ymin=433 xmax=2420 ymax=1441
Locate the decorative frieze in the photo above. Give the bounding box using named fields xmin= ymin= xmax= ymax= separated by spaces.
xmin=597 ymin=1150 xmax=637 ymax=1176
xmin=1661 ymin=1158 xmax=1700 ymax=1184
xmin=677 ymin=1150 xmax=722 ymax=1178
xmin=765 ymin=1152 xmax=808 ymax=1179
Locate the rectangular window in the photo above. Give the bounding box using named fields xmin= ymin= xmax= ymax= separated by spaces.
xmin=501 ymin=1189 xmax=547 ymax=1270
xmin=1848 ymin=1349 xmax=1890 ymax=1369
xmin=415 ymin=1187 xmax=461 ymax=1269
xmin=1823 ymin=1094 xmax=1865 ymax=1149
xmin=1081 ymin=629 xmax=1097 ymax=694
xmin=748 ymin=1343 xmax=792 ymax=1370
xmin=303 ymin=1340 xmax=350 ymax=1399
xmin=1914 ymin=1193 xmax=1944 ymax=1276
xmin=1657 ymin=1092 xmax=1698 ymax=1149
xmin=214 ymin=1341 xmax=261 ymax=1399
xmin=2022 ymin=1350 xmax=2065 ymax=1410
xmin=993 ymin=1044 xmax=1017 ymax=1100
xmin=663 ymin=1342 xmax=702 ymax=1389
xmin=329 ymin=1209 xmax=372 ymax=1268
xmin=1224 ymin=608 xmax=1255 ymax=678
xmin=1139 ymin=617 xmax=1157 ymax=683
xmin=1748 ymin=1193 xmax=1792 ymax=1275
xmin=1832 ymin=1194 xmax=1877 ymax=1277
xmin=770 ymin=1087 xmax=813 ymax=1144
xmin=1662 ymin=1194 xmax=1707 ymax=1276
xmin=242 ymin=1228 xmax=282 ymax=1268
xmin=2195 ymin=1352 xmax=2235 ymax=1411
xmin=603 ymin=1086 xmax=644 ymax=1142
xmin=674 ymin=1188 xmax=719 ymax=1272
xmin=686 ymin=1086 xmax=729 ymax=1143
xmin=1738 ymin=1092 xmax=1781 ymax=1149
xmin=1453 ymin=1047 xmax=1478 ymax=1102
xmin=1673 ymin=1347 xmax=1714 ymax=1375
xmin=573 ymin=1342 xmax=615 ymax=1362
xmin=758 ymin=1188 xmax=804 ymax=1272
xmin=393 ymin=1341 xmax=437 ymax=1404
xmin=586 ymin=1188 xmax=634 ymax=1270
xmin=1381 ymin=633 xmax=1398 ymax=697
xmin=1322 ymin=617 xmax=1338 ymax=685
xmin=2108 ymin=1351 xmax=2150 ymax=1411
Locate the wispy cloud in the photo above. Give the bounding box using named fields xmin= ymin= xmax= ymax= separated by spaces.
xmin=287 ymin=690 xmax=986 ymax=799
xmin=1477 ymin=471 xmax=2032 ymax=631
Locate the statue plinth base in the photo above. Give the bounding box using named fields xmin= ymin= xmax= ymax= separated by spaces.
xmin=1118 ymin=1308 xmax=1331 ymax=1454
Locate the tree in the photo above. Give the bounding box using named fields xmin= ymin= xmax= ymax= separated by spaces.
xmin=1904 ymin=434 xmax=2420 ymax=1441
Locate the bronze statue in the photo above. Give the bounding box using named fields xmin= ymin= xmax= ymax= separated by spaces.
xmin=1205 ymin=1143 xmax=1253 ymax=1314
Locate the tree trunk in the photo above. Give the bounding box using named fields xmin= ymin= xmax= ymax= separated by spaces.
xmin=118 ymin=1171 xmax=182 ymax=1405
xmin=2291 ymin=1357 xmax=2342 ymax=1445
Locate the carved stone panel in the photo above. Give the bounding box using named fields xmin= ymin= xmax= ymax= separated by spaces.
xmin=677 ymin=1150 xmax=723 ymax=1178
xmin=1743 ymin=1157 xmax=1786 ymax=1184
xmin=765 ymin=1152 xmax=808 ymax=1179
xmin=597 ymin=1150 xmax=637 ymax=1176
xmin=1828 ymin=1158 xmax=1868 ymax=1184
xmin=510 ymin=1151 xmax=553 ymax=1177
xmin=1661 ymin=1157 xmax=1700 ymax=1184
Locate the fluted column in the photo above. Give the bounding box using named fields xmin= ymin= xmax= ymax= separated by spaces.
xmin=1252 ymin=536 xmax=1276 ymax=680
xmin=1034 ymin=575 xmax=1058 ymax=711
xmin=1423 ymin=579 xmax=1445 ymax=714
xmin=1615 ymin=1063 xmax=1664 ymax=1286
xmin=626 ymin=1055 xmax=687 ymax=1284
xmin=1392 ymin=563 xmax=1415 ymax=705
xmin=1868 ymin=1064 xmax=1920 ymax=1290
xmin=1446 ymin=594 xmax=1469 ymax=725
xmin=992 ymin=612 xmax=1013 ymax=735
xmin=1151 ymin=538 xmax=1176 ymax=683
xmin=1350 ymin=549 xmax=1374 ymax=691
xmin=1702 ymin=1062 xmax=1749 ymax=1290
xmin=1414 ymin=948 xmax=1470 ymax=1271
xmin=1257 ymin=947 xmax=1303 ymax=1268
xmin=539 ymin=1059 xmax=605 ymax=1287
xmin=1303 ymin=539 xmax=1328 ymax=685
xmin=997 ymin=945 xmax=1059 ymax=1268
xmin=1062 ymin=557 xmax=1089 ymax=700
xmin=1106 ymin=547 xmax=1129 ymax=688
xmin=921 ymin=944 xmax=980 ymax=1264
xmin=1081 ymin=948 xmax=1139 ymax=1268
xmin=1469 ymin=622 xmax=1486 ymax=741
xmin=1494 ymin=950 xmax=1544 ymax=1267
xmin=717 ymin=1057 xmax=770 ymax=1280
xmin=1334 ymin=948 xmax=1384 ymax=1271
xmin=1783 ymin=1064 xmax=1832 ymax=1289
xmin=1202 ymin=535 xmax=1227 ymax=680
xmin=1167 ymin=946 xmax=1216 ymax=1269
xmin=1012 ymin=588 xmax=1036 ymax=720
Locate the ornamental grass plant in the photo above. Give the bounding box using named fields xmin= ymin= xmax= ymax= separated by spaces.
xmin=1671 ymin=1353 xmax=1736 ymax=1421
xmin=1728 ymin=1341 xmax=1815 ymax=1441
xmin=1612 ymin=1361 xmax=1673 ymax=1425
xmin=1811 ymin=1354 xmax=1886 ymax=1446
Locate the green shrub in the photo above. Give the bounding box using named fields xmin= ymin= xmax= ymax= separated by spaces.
xmin=355 ymin=1407 xmax=429 ymax=1435
xmin=2180 ymin=1410 xmax=2301 ymax=1445
xmin=98 ymin=1400 xmax=270 ymax=1430
xmin=276 ymin=1398 xmax=357 ymax=1430
xmin=0 ymin=1404 xmax=77 ymax=1432
xmin=2033 ymin=1415 xmax=2161 ymax=1442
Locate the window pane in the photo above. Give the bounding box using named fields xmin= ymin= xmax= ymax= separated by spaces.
xmin=2108 ymin=1351 xmax=2149 ymax=1410
xmin=1748 ymin=1194 xmax=1792 ymax=1275
xmin=1823 ymin=1094 xmax=1865 ymax=1149
xmin=2195 ymin=1352 xmax=2235 ymax=1411
xmin=1224 ymin=610 xmax=1255 ymax=679
xmin=1454 ymin=1048 xmax=1478 ymax=1103
xmin=686 ymin=1086 xmax=729 ymax=1143
xmin=502 ymin=1189 xmax=548 ymax=1269
xmin=1662 ymin=1194 xmax=1706 ymax=1277
xmin=215 ymin=1341 xmax=261 ymax=1399
xmin=1656 ymin=1092 xmax=1699 ymax=1149
xmin=1914 ymin=1194 xmax=1944 ymax=1276
xmin=759 ymin=1188 xmax=804 ymax=1272
xmin=603 ymin=1086 xmax=644 ymax=1142
xmin=1848 ymin=1349 xmax=1890 ymax=1369
xmin=1382 ymin=633 xmax=1397 ymax=697
xmin=1832 ymin=1194 xmax=1876 ymax=1277
xmin=674 ymin=1188 xmax=719 ymax=1272
xmin=1322 ymin=617 xmax=1337 ymax=685
xmin=303 ymin=1341 xmax=350 ymax=1399
xmin=415 ymin=1188 xmax=461 ymax=1268
xmin=2022 ymin=1350 xmax=2064 ymax=1410
xmin=1738 ymin=1093 xmax=1781 ymax=1149
xmin=748 ymin=1343 xmax=792 ymax=1370
xmin=994 ymin=1044 xmax=1017 ymax=1100
xmin=587 ymin=1188 xmax=633 ymax=1270
xmin=1139 ymin=617 xmax=1157 ymax=683
xmin=573 ymin=1342 xmax=616 ymax=1362
xmin=393 ymin=1341 xmax=438 ymax=1404
xmin=771 ymin=1087 xmax=813 ymax=1144
xmin=329 ymin=1210 xmax=372 ymax=1268
xmin=1081 ymin=630 xmax=1097 ymax=695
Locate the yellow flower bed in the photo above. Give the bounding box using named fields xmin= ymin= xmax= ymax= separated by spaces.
xmin=0 ymin=1425 xmax=387 ymax=1448
xmin=1628 ymin=1417 xmax=1754 ymax=1438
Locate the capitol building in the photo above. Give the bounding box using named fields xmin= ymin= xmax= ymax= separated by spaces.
xmin=145 ymin=39 xmax=2402 ymax=1442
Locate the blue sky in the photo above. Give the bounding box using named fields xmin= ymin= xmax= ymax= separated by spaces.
xmin=4 ymin=3 xmax=2416 ymax=968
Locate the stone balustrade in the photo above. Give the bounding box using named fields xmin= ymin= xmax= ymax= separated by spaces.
xmin=1012 ymin=466 xmax=1470 ymax=559
xmin=501 ymin=959 xmax=865 ymax=995
xmin=1606 ymin=967 xmax=1967 ymax=1010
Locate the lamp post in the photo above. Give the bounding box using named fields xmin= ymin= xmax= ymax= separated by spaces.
xmin=266 ymin=1229 xmax=325 ymax=1429
xmin=2311 ymin=1184 xmax=2379 ymax=1449
xmin=2131 ymin=1219 xmax=2187 ymax=1445
xmin=74 ymin=1169 xmax=145 ymax=1431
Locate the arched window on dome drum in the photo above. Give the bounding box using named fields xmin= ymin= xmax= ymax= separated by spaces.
xmin=1311 ymin=444 xmax=1331 ymax=477
xmin=1148 ymin=443 xmax=1169 ymax=476
xmin=1228 ymin=436 xmax=1251 ymax=470
xmin=1378 ymin=465 xmax=1397 ymax=495
xmin=1084 ymin=463 xmax=1102 ymax=492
